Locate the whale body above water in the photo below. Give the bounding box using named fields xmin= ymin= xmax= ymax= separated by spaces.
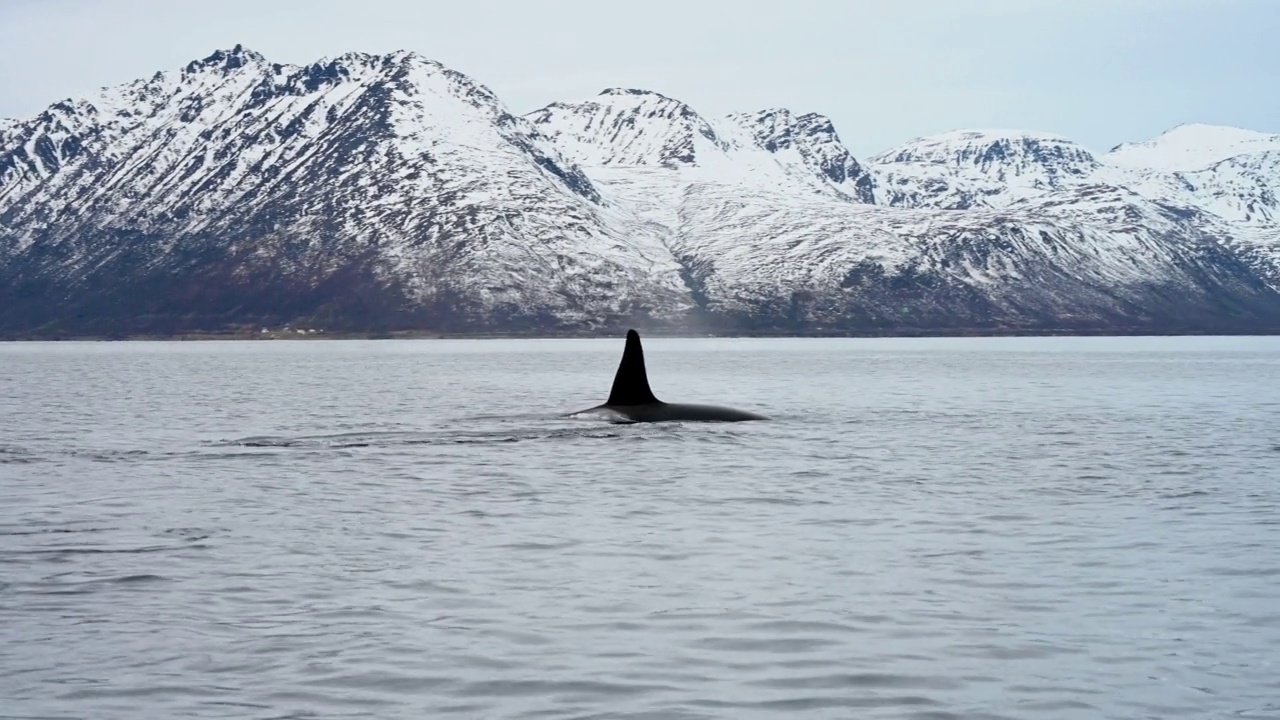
xmin=569 ymin=329 xmax=768 ymax=424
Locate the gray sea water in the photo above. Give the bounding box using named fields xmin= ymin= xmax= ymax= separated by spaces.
xmin=2 ymin=335 xmax=1279 ymax=719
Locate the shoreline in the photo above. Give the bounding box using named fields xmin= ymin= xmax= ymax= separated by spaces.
xmin=3 ymin=327 xmax=1278 ymax=342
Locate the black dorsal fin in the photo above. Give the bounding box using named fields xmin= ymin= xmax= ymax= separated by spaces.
xmin=606 ymin=329 xmax=660 ymax=406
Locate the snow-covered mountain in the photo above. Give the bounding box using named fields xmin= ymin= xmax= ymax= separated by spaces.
xmin=0 ymin=46 xmax=691 ymax=333
xmin=857 ymin=126 xmax=1280 ymax=287
xmin=1 ymin=46 xmax=1278 ymax=336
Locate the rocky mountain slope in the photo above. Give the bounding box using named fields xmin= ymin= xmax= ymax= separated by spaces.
xmin=2 ymin=46 xmax=1278 ymax=336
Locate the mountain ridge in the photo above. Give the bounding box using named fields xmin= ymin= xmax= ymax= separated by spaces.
xmin=2 ymin=46 xmax=1279 ymax=338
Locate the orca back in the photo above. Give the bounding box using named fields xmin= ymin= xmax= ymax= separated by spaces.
xmin=606 ymin=330 xmax=660 ymax=406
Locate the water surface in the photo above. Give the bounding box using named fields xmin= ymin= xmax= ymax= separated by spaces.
xmin=2 ymin=336 xmax=1278 ymax=719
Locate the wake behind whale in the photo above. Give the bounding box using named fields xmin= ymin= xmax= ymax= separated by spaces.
xmin=569 ymin=330 xmax=768 ymax=424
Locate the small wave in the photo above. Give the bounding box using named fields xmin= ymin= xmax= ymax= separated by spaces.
xmin=22 ymin=573 xmax=168 ymax=596
xmin=212 ymin=427 xmax=630 ymax=450
xmin=742 ymin=619 xmax=868 ymax=636
xmin=717 ymin=495 xmax=807 ymax=506
xmin=565 ymin=407 xmax=635 ymax=423
xmin=160 ymin=527 xmax=214 ymax=542
xmin=691 ymin=636 xmax=845 ymax=653
xmin=0 ymin=526 xmax=115 ymax=537
xmin=493 ymin=540 xmax=580 ymax=551
xmin=65 ymin=449 xmax=151 ymax=462
xmin=453 ymin=678 xmax=676 ymax=699
xmin=0 ymin=444 xmax=44 ymax=464
xmin=18 ymin=544 xmax=205 ymax=559
xmin=689 ymin=695 xmax=943 ymax=711
xmin=750 ymin=672 xmax=963 ymax=691
xmin=115 ymin=573 xmax=166 ymax=583
xmin=1161 ymin=489 xmax=1212 ymax=498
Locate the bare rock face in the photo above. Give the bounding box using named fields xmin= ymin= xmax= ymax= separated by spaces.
xmin=2 ymin=47 xmax=1279 ymax=336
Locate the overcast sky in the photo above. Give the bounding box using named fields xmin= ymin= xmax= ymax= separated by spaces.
xmin=1 ymin=0 xmax=1275 ymax=156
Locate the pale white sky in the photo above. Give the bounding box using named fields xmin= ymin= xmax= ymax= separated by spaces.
xmin=1 ymin=0 xmax=1275 ymax=156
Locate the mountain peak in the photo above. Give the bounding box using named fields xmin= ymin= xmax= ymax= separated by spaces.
xmin=526 ymin=89 xmax=721 ymax=167
xmin=324 ymin=49 xmax=442 ymax=71
xmin=719 ymin=108 xmax=875 ymax=202
xmin=867 ymin=129 xmax=1103 ymax=209
xmin=729 ymin=108 xmax=844 ymax=143
xmin=1106 ymin=123 xmax=1280 ymax=172
xmin=1154 ymin=123 xmax=1273 ymax=143
xmin=873 ymin=129 xmax=1094 ymax=167
xmin=588 ymin=89 xmax=699 ymax=117
xmin=183 ymin=44 xmax=265 ymax=74
xmin=598 ymin=88 xmax=670 ymax=99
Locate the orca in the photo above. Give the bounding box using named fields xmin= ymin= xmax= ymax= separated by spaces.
xmin=570 ymin=329 xmax=767 ymax=423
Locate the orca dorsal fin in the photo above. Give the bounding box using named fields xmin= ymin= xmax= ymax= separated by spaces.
xmin=606 ymin=329 xmax=660 ymax=406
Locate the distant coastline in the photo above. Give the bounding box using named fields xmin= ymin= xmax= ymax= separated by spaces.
xmin=3 ymin=326 xmax=1276 ymax=342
